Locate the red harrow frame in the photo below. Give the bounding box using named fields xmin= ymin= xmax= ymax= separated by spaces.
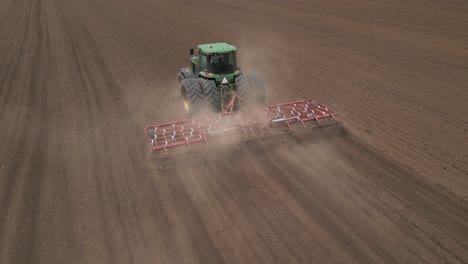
xmin=145 ymin=94 xmax=340 ymax=155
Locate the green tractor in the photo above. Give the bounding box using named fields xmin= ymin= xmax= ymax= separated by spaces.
xmin=177 ymin=43 xmax=266 ymax=116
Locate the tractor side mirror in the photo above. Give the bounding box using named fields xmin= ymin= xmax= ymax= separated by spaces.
xmin=189 ymin=48 xmax=194 ymax=55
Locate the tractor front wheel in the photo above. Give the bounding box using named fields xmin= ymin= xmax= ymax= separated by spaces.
xmin=177 ymin=67 xmax=195 ymax=84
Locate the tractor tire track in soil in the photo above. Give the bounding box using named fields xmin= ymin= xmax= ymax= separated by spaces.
xmin=1 ymin=0 xmax=468 ymax=263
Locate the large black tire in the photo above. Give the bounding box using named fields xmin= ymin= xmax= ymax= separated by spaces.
xmin=177 ymin=67 xmax=195 ymax=84
xmin=235 ymin=72 xmax=266 ymax=104
xmin=199 ymin=78 xmax=221 ymax=111
xmin=180 ymin=78 xmax=205 ymax=116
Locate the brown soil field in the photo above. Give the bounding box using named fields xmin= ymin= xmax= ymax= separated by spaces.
xmin=1 ymin=0 xmax=468 ymax=263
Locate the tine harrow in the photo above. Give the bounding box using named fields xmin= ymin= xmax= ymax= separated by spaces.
xmin=145 ymin=93 xmax=339 ymax=155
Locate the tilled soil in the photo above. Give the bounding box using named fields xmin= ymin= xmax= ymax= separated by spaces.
xmin=1 ymin=0 xmax=468 ymax=263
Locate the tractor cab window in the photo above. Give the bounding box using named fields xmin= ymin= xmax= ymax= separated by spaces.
xmin=199 ymin=53 xmax=208 ymax=72
xmin=207 ymin=52 xmax=237 ymax=74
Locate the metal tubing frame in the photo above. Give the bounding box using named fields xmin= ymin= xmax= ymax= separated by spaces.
xmin=144 ymin=93 xmax=338 ymax=153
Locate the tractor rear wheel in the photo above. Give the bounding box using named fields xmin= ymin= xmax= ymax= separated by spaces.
xmin=177 ymin=67 xmax=195 ymax=84
xmin=236 ymin=72 xmax=266 ymax=104
xmin=199 ymin=79 xmax=221 ymax=111
xmin=180 ymin=78 xmax=205 ymax=116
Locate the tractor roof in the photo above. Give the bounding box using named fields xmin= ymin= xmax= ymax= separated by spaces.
xmin=197 ymin=43 xmax=237 ymax=54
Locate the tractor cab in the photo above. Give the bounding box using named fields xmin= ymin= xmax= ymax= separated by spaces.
xmin=190 ymin=43 xmax=238 ymax=76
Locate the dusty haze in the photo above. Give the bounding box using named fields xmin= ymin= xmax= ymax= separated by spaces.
xmin=1 ymin=0 xmax=468 ymax=263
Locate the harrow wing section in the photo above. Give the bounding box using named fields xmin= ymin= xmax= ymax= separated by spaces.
xmin=145 ymin=96 xmax=339 ymax=154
